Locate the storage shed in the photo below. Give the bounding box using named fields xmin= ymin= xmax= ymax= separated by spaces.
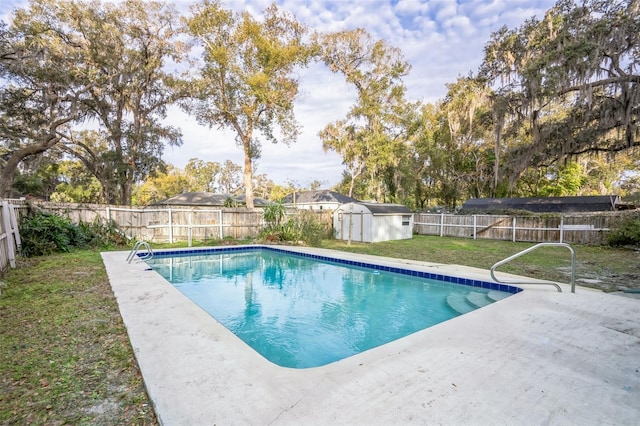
xmin=333 ymin=202 xmax=413 ymax=243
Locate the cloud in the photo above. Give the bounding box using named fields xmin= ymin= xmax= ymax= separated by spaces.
xmin=0 ymin=0 xmax=558 ymax=188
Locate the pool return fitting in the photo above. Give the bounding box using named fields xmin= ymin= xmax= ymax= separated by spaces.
xmin=490 ymin=242 xmax=576 ymax=293
xmin=126 ymin=241 xmax=154 ymax=263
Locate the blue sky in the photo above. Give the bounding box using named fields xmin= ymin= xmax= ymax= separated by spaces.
xmin=1 ymin=0 xmax=557 ymax=188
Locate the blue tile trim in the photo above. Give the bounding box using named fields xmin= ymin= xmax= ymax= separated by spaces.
xmin=147 ymin=245 xmax=523 ymax=295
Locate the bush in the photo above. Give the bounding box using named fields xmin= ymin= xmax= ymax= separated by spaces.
xmin=19 ymin=212 xmax=77 ymax=256
xmin=262 ymin=202 xmax=286 ymax=230
xmin=606 ymin=218 xmax=640 ymax=247
xmin=19 ymin=211 xmax=127 ymax=257
xmin=259 ymin=209 xmax=327 ymax=246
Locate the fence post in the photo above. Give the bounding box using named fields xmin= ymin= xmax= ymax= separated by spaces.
xmin=473 ymin=215 xmax=477 ymax=240
xmin=168 ymin=208 xmax=173 ymax=244
xmin=512 ymin=216 xmax=517 ymax=242
xmin=9 ymin=203 xmax=21 ymax=249
xmin=2 ymin=201 xmax=17 ymax=268
xmin=106 ymin=206 xmax=111 ymax=223
xmin=440 ymin=213 xmax=444 ymax=237
xmin=559 ymin=216 xmax=564 ymax=243
xmin=188 ymin=210 xmax=193 ymax=247
xmin=219 ymin=210 xmax=223 ymax=239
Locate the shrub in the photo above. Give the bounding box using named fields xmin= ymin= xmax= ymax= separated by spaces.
xmin=19 ymin=211 xmax=127 ymax=257
xmin=259 ymin=209 xmax=327 ymax=246
xmin=19 ymin=211 xmax=75 ymax=256
xmin=606 ymin=218 xmax=640 ymax=248
xmin=262 ymin=202 xmax=286 ymax=230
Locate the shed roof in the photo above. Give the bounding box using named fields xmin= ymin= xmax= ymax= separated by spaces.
xmin=341 ymin=202 xmax=412 ymax=215
xmin=282 ymin=190 xmax=358 ymax=205
xmin=152 ymin=192 xmax=271 ymax=207
xmin=461 ymin=195 xmax=620 ymax=213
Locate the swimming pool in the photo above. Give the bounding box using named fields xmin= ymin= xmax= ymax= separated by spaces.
xmin=145 ymin=246 xmax=521 ymax=368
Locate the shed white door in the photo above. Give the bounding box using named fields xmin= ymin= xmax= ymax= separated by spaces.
xmin=343 ymin=212 xmax=364 ymax=242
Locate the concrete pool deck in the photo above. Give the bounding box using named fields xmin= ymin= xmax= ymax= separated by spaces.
xmin=101 ymin=246 xmax=640 ymax=425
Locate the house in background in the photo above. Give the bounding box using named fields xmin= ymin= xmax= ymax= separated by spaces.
xmin=282 ymin=190 xmax=359 ymax=211
xmin=152 ymin=192 xmax=271 ymax=208
xmin=460 ymin=195 xmax=621 ymax=214
xmin=333 ymin=202 xmax=413 ymax=243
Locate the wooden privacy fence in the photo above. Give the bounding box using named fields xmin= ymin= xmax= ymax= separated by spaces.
xmin=24 ymin=201 xmax=333 ymax=244
xmin=0 ymin=201 xmax=21 ymax=272
xmin=8 ymin=200 xmax=639 ymax=247
xmin=106 ymin=207 xmax=265 ymax=243
xmin=413 ymin=212 xmax=636 ymax=244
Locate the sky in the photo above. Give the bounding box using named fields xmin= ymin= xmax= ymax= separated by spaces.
xmin=0 ymin=0 xmax=558 ymax=189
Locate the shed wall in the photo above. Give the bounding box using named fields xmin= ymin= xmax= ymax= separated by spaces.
xmin=333 ymin=203 xmax=413 ymax=243
xmin=371 ymin=215 xmax=413 ymax=242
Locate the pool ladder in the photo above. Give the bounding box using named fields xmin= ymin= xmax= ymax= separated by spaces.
xmin=490 ymin=242 xmax=576 ymax=293
xmin=126 ymin=241 xmax=154 ymax=263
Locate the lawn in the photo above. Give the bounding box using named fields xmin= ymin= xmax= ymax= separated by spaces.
xmin=321 ymin=235 xmax=640 ymax=293
xmin=0 ymin=251 xmax=157 ymax=425
xmin=1 ymin=236 xmax=638 ymax=423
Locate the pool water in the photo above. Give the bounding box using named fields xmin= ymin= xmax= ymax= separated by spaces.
xmin=147 ymin=248 xmax=515 ymax=368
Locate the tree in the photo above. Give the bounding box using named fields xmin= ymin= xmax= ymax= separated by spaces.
xmin=539 ymin=162 xmax=584 ymax=196
xmin=405 ymin=102 xmax=446 ymax=209
xmin=253 ymin=173 xmax=275 ymax=200
xmin=441 ymin=77 xmax=495 ymax=201
xmin=319 ymin=121 xmax=364 ymax=198
xmin=184 ymin=158 xmax=221 ymax=192
xmin=50 ymin=159 xmax=103 ymax=203
xmin=0 ymin=13 xmax=90 ymax=196
xmin=481 ymin=0 xmax=640 ymax=186
xmin=1 ymin=0 xmax=187 ymax=204
xmin=11 ymin=152 xmax=64 ymax=199
xmin=218 ymin=159 xmax=243 ymax=194
xmin=64 ymin=0 xmax=186 ymax=205
xmin=185 ymin=0 xmax=313 ymax=208
xmin=132 ymin=165 xmax=191 ymax=206
xmin=317 ymin=28 xmax=411 ymax=201
xmin=307 ymin=179 xmax=323 ymax=191
xmin=61 ymin=129 xmax=127 ymax=203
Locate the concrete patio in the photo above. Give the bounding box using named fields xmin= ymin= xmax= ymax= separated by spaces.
xmin=102 ymin=246 xmax=640 ymax=425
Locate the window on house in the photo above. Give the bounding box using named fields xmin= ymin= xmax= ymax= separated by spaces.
xmin=402 ymin=215 xmax=411 ymax=226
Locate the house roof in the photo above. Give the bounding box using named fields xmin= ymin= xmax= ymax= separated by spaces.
xmin=152 ymin=192 xmax=271 ymax=207
xmin=461 ymin=195 xmax=620 ymax=214
xmin=282 ymin=190 xmax=359 ymax=205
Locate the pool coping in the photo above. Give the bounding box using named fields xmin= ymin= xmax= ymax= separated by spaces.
xmin=102 ymin=245 xmax=640 ymax=425
xmin=148 ymin=244 xmax=523 ymax=295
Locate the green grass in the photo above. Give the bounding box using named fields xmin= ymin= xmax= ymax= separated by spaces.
xmin=320 ymin=235 xmax=640 ymax=292
xmin=0 ymin=250 xmax=157 ymax=425
xmin=1 ymin=235 xmax=637 ymax=424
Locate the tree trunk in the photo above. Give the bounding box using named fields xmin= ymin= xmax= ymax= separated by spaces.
xmin=243 ymin=141 xmax=255 ymax=209
xmin=120 ymin=169 xmax=133 ymax=206
xmin=0 ymin=135 xmax=60 ymax=197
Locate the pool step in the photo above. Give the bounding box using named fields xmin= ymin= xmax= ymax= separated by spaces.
xmin=466 ymin=291 xmax=493 ymax=308
xmin=447 ymin=290 xmax=509 ymax=315
xmin=487 ymin=290 xmax=510 ymax=302
xmin=446 ymin=293 xmax=476 ymax=315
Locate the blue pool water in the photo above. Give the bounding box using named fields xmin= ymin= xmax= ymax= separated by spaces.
xmin=146 ymin=247 xmax=519 ymax=368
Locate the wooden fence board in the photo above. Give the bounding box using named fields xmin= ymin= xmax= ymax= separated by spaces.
xmin=413 ymin=211 xmax=640 ymax=244
xmin=0 ymin=201 xmax=20 ymax=271
xmin=8 ymin=200 xmax=639 ymax=246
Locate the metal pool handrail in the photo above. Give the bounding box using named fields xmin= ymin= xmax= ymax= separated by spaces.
xmin=126 ymin=241 xmax=154 ymax=263
xmin=490 ymin=242 xmax=576 ymax=293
